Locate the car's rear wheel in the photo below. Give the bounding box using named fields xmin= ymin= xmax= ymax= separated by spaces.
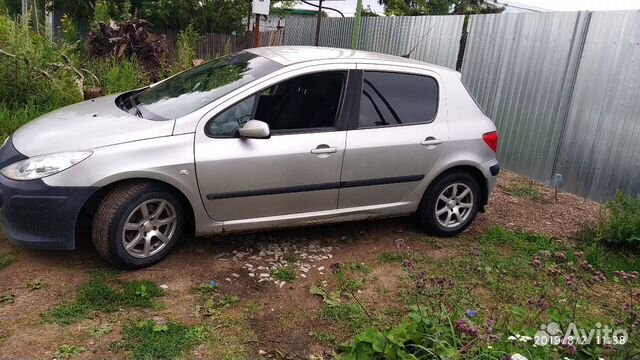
xmin=92 ymin=182 xmax=184 ymax=269
xmin=418 ymin=171 xmax=481 ymax=236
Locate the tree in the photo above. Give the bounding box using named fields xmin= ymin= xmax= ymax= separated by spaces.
xmin=379 ymin=0 xmax=503 ymax=16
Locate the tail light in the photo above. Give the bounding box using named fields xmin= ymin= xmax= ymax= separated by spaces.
xmin=483 ymin=131 xmax=498 ymax=153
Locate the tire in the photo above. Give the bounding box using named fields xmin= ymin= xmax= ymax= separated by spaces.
xmin=417 ymin=171 xmax=481 ymax=237
xmin=92 ymin=182 xmax=184 ymax=269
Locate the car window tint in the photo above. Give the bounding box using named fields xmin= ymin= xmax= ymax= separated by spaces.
xmin=208 ymin=96 xmax=256 ymax=137
xmin=359 ymin=72 xmax=438 ymax=128
xmin=255 ymin=71 xmax=346 ymax=131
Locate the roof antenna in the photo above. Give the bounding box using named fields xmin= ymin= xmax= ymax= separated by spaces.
xmin=401 ymin=25 xmax=435 ymax=58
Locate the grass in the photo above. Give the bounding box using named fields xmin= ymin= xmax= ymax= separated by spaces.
xmin=27 ymin=279 xmax=47 ymax=291
xmin=87 ymin=324 xmax=114 ymax=336
xmin=0 ymin=253 xmax=15 ymax=271
xmin=318 ymin=303 xmax=368 ymax=335
xmin=43 ymin=278 xmax=163 ymax=325
xmin=272 ymin=266 xmax=296 ymax=282
xmin=194 ymin=295 xmax=239 ymax=318
xmin=54 ymin=344 xmax=85 ymax=359
xmin=310 ymin=330 xmax=337 ymax=345
xmin=335 ymin=262 xmax=371 ymax=292
xmin=0 ymin=294 xmax=15 ymax=305
xmin=340 ymin=226 xmax=640 ymax=358
xmin=122 ymin=320 xmax=200 ymax=360
xmin=192 ymin=282 xmax=219 ymax=295
xmin=504 ymin=183 xmax=545 ymax=202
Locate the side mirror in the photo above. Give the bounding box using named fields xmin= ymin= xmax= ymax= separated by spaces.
xmin=238 ymin=120 xmax=270 ymax=139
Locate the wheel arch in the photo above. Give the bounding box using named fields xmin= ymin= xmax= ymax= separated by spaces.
xmin=423 ymin=164 xmax=489 ymax=212
xmin=75 ymin=177 xmax=196 ymax=246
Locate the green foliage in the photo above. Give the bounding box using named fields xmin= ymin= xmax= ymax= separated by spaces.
xmin=342 ymin=227 xmax=640 ymax=359
xmin=93 ymin=1 xmax=111 ymax=23
xmin=597 ymin=191 xmax=640 ymax=248
xmin=380 ymin=0 xmax=503 ymax=16
xmin=43 ymin=278 xmax=162 ymax=325
xmin=27 ymin=279 xmax=47 ymax=290
xmin=272 ymin=266 xmax=296 ymax=283
xmin=88 ymin=323 xmax=114 ymax=336
xmin=194 ymin=295 xmax=239 ymax=318
xmin=96 ymin=59 xmax=142 ymax=90
xmin=319 ymin=303 xmax=368 ymax=334
xmin=122 ymin=320 xmax=200 ymax=360
xmin=0 ymin=14 xmax=82 ymax=108
xmin=191 ymin=282 xmax=218 ymax=295
xmin=54 ymin=344 xmax=86 ymax=359
xmin=505 ymin=184 xmax=544 ymax=202
xmin=137 ymin=0 xmax=249 ymax=34
xmin=310 ymin=331 xmax=337 ymax=345
xmin=310 ymin=284 xmax=342 ymax=307
xmin=59 ymin=14 xmax=81 ymax=46
xmin=0 ymin=253 xmax=15 ymax=270
xmin=174 ymin=23 xmax=202 ymax=72
xmin=0 ymin=293 xmax=15 ymax=305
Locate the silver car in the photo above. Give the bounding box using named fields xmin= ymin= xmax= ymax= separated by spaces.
xmin=0 ymin=46 xmax=499 ymax=268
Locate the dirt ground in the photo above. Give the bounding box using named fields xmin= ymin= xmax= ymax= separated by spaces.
xmin=0 ymin=172 xmax=602 ymax=360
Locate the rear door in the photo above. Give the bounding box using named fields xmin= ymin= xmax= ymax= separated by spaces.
xmin=338 ymin=65 xmax=448 ymax=209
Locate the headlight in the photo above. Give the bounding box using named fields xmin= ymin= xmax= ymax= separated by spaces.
xmin=0 ymin=151 xmax=93 ymax=181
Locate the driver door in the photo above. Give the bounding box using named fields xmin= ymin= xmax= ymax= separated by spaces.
xmin=195 ymin=68 xmax=355 ymax=222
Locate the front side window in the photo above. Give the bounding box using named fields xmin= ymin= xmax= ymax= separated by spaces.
xmin=207 ymin=71 xmax=346 ymax=137
xmin=127 ymin=52 xmax=282 ymax=120
xmin=359 ymin=71 xmax=438 ymax=128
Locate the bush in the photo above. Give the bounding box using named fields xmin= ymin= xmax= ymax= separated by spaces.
xmin=174 ymin=23 xmax=202 ymax=72
xmin=86 ymin=59 xmax=149 ymax=93
xmin=597 ymin=191 xmax=640 ymax=248
xmin=0 ymin=14 xmax=83 ymax=109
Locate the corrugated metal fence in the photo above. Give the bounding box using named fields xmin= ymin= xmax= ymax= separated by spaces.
xmin=284 ymin=15 xmax=464 ymax=69
xmin=555 ymin=11 xmax=640 ymax=201
xmin=283 ymin=11 xmax=640 ymax=202
xmin=460 ymin=12 xmax=590 ymax=185
xmin=462 ymin=10 xmax=640 ymax=201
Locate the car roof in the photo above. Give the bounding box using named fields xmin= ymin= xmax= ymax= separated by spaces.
xmin=246 ymin=46 xmax=456 ymax=74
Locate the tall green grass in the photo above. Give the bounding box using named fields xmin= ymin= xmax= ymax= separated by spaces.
xmin=597 ymin=191 xmax=640 ymax=248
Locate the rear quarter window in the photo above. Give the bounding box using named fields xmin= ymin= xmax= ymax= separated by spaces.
xmin=359 ymin=71 xmax=438 ymax=128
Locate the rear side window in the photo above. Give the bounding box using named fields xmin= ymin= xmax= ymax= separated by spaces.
xmin=359 ymin=71 xmax=438 ymax=128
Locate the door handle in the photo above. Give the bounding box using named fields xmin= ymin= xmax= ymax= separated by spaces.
xmin=420 ymin=137 xmax=443 ymax=146
xmin=311 ymin=145 xmax=337 ymax=155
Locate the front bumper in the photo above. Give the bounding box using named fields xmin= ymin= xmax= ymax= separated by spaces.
xmin=0 ymin=139 xmax=98 ymax=250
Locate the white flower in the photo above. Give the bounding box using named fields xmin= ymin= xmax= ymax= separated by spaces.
xmin=511 ymin=354 xmax=528 ymax=360
xmin=487 ymin=346 xmax=493 ymax=349
xmin=508 ymin=335 xmax=517 ymax=341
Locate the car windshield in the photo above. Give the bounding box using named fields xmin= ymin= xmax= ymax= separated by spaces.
xmin=131 ymin=52 xmax=282 ymax=120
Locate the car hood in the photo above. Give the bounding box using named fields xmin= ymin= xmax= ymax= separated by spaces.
xmin=12 ymin=95 xmax=176 ymax=156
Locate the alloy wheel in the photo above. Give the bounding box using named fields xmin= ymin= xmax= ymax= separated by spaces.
xmin=434 ymin=183 xmax=474 ymax=229
xmin=122 ymin=199 xmax=177 ymax=258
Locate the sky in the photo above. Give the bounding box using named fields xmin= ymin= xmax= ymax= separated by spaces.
xmin=290 ymin=0 xmax=640 ymax=17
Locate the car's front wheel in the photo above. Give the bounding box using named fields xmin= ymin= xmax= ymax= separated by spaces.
xmin=92 ymin=182 xmax=184 ymax=269
xmin=418 ymin=171 xmax=481 ymax=237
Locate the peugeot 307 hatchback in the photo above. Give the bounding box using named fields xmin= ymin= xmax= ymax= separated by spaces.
xmin=0 ymin=46 xmax=500 ymax=269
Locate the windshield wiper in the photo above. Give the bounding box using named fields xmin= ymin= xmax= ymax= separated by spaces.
xmin=128 ymin=92 xmax=144 ymax=118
